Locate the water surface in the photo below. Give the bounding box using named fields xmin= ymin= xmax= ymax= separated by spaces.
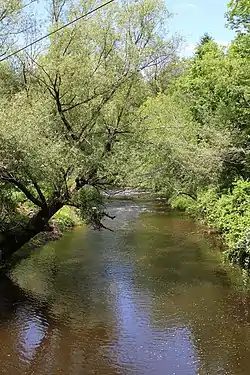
xmin=1 ymin=201 xmax=250 ymax=375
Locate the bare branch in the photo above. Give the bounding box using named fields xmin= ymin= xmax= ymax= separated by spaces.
xmin=52 ymin=0 xmax=66 ymax=23
xmin=103 ymin=212 xmax=116 ymax=220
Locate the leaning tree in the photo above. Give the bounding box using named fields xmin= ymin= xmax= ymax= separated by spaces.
xmin=0 ymin=0 xmax=179 ymax=261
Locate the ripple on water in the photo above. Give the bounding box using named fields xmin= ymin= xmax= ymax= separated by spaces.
xmin=1 ymin=202 xmax=250 ymax=374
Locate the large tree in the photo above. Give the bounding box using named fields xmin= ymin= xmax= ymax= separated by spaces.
xmin=0 ymin=0 xmax=179 ymax=262
xmin=132 ymin=31 xmax=250 ymax=197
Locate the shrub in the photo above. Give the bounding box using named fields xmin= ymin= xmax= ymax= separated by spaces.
xmin=170 ymin=180 xmax=250 ymax=270
xmin=228 ymin=229 xmax=250 ymax=270
xmin=52 ymin=206 xmax=81 ymax=231
xmin=198 ymin=180 xmax=250 ymax=245
xmin=170 ymin=194 xmax=197 ymax=213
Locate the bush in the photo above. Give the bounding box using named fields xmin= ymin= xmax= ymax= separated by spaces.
xmin=197 ymin=180 xmax=250 ymax=245
xmin=181 ymin=180 xmax=250 ymax=270
xmin=0 ymin=186 xmax=29 ymax=233
xmin=52 ymin=206 xmax=82 ymax=231
xmin=228 ymin=229 xmax=250 ymax=270
xmin=170 ymin=194 xmax=197 ymax=213
xmin=170 ymin=180 xmax=250 ymax=270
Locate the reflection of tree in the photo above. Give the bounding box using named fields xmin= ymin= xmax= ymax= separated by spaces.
xmin=0 ymin=275 xmax=52 ymax=374
xmin=12 ymin=230 xmax=115 ymax=320
xmin=0 ymin=231 xmax=121 ymax=374
xmin=133 ymin=212 xmax=232 ymax=289
xmin=130 ymin=211 xmax=250 ymax=375
xmin=0 ymin=275 xmax=121 ymax=374
xmin=24 ymin=323 xmax=121 ymax=375
xmin=2 ymin=205 xmax=250 ymax=374
xmin=0 ymin=274 xmax=26 ymax=322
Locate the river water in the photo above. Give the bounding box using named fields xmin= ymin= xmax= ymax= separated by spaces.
xmin=1 ymin=201 xmax=250 ymax=375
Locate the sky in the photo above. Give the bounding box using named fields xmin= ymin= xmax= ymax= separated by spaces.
xmin=26 ymin=0 xmax=236 ymax=58
xmin=166 ymin=0 xmax=236 ymax=56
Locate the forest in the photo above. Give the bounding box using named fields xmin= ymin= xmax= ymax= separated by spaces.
xmin=0 ymin=0 xmax=249 ymax=269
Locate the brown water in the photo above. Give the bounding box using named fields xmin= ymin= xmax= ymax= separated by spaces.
xmin=1 ymin=201 xmax=250 ymax=375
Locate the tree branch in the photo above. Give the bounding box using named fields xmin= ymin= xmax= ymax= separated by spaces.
xmin=0 ymin=170 xmax=44 ymax=208
xmin=30 ymin=178 xmax=47 ymax=206
xmin=176 ymin=191 xmax=197 ymax=200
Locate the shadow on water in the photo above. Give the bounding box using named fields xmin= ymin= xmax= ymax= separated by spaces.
xmin=0 ymin=275 xmax=27 ymax=323
xmin=2 ymin=201 xmax=250 ymax=374
xmin=0 ymin=253 xmax=121 ymax=374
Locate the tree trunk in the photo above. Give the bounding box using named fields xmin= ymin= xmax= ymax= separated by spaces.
xmin=0 ymin=199 xmax=64 ymax=263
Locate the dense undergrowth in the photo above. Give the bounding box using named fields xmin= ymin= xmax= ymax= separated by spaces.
xmin=171 ymin=180 xmax=250 ymax=271
xmin=52 ymin=206 xmax=82 ymax=232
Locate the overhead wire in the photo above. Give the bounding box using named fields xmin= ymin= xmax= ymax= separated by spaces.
xmin=0 ymin=0 xmax=115 ymax=62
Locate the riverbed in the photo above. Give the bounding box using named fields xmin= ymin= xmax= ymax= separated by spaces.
xmin=1 ymin=200 xmax=250 ymax=374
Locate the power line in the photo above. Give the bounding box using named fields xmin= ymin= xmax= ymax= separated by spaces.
xmin=0 ymin=0 xmax=115 ymax=62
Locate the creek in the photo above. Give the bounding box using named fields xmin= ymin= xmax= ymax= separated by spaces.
xmin=1 ymin=200 xmax=250 ymax=375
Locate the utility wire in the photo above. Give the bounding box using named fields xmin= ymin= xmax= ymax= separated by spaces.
xmin=0 ymin=0 xmax=115 ymax=62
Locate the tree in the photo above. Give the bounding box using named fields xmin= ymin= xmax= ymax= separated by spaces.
xmin=129 ymin=93 xmax=232 ymax=197
xmin=175 ymin=38 xmax=250 ymax=133
xmin=0 ymin=0 xmax=179 ymax=262
xmin=229 ymin=32 xmax=250 ymax=57
xmin=227 ymin=0 xmax=250 ymax=33
xmin=195 ymin=33 xmax=214 ymax=58
xmin=127 ymin=31 xmax=250 ymax=198
xmin=0 ymin=0 xmax=38 ymax=56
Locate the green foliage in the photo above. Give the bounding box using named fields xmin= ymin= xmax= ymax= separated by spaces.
xmin=227 ymin=0 xmax=250 ymax=32
xmin=78 ymin=186 xmax=105 ymax=229
xmin=0 ymin=0 xmax=178 ymax=241
xmin=52 ymin=206 xmax=82 ymax=231
xmin=191 ymin=180 xmax=250 ymax=261
xmin=229 ymin=33 xmax=250 ymax=57
xmin=194 ymin=181 xmax=250 ymax=244
xmin=195 ymin=33 xmax=214 ymax=58
xmin=130 ymin=92 xmax=232 ymax=196
xmin=169 ymin=35 xmax=250 ymax=190
xmin=228 ymin=229 xmax=250 ymax=270
xmin=170 ymin=195 xmax=197 ymax=213
xmin=0 ymin=184 xmax=28 ymax=232
xmin=175 ymin=39 xmax=250 ymax=132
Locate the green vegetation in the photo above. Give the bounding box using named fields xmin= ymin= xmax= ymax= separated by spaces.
xmin=52 ymin=206 xmax=82 ymax=231
xmin=0 ymin=0 xmax=250 ymax=271
xmin=0 ymin=0 xmax=179 ymax=262
xmin=171 ymin=181 xmax=250 ymax=270
xmin=227 ymin=0 xmax=250 ymax=32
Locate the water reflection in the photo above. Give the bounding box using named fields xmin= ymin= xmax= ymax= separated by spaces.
xmin=1 ymin=202 xmax=250 ymax=374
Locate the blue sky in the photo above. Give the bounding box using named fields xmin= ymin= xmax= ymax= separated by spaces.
xmin=166 ymin=0 xmax=236 ymax=55
xmin=29 ymin=0 xmax=235 ymax=57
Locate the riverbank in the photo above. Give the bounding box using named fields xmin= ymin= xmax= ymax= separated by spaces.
xmin=170 ymin=180 xmax=250 ymax=271
xmin=3 ymin=206 xmax=82 ymax=269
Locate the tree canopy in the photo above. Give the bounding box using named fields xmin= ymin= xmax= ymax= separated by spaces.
xmin=0 ymin=0 xmax=250 ymax=268
xmin=227 ymin=0 xmax=250 ymax=32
